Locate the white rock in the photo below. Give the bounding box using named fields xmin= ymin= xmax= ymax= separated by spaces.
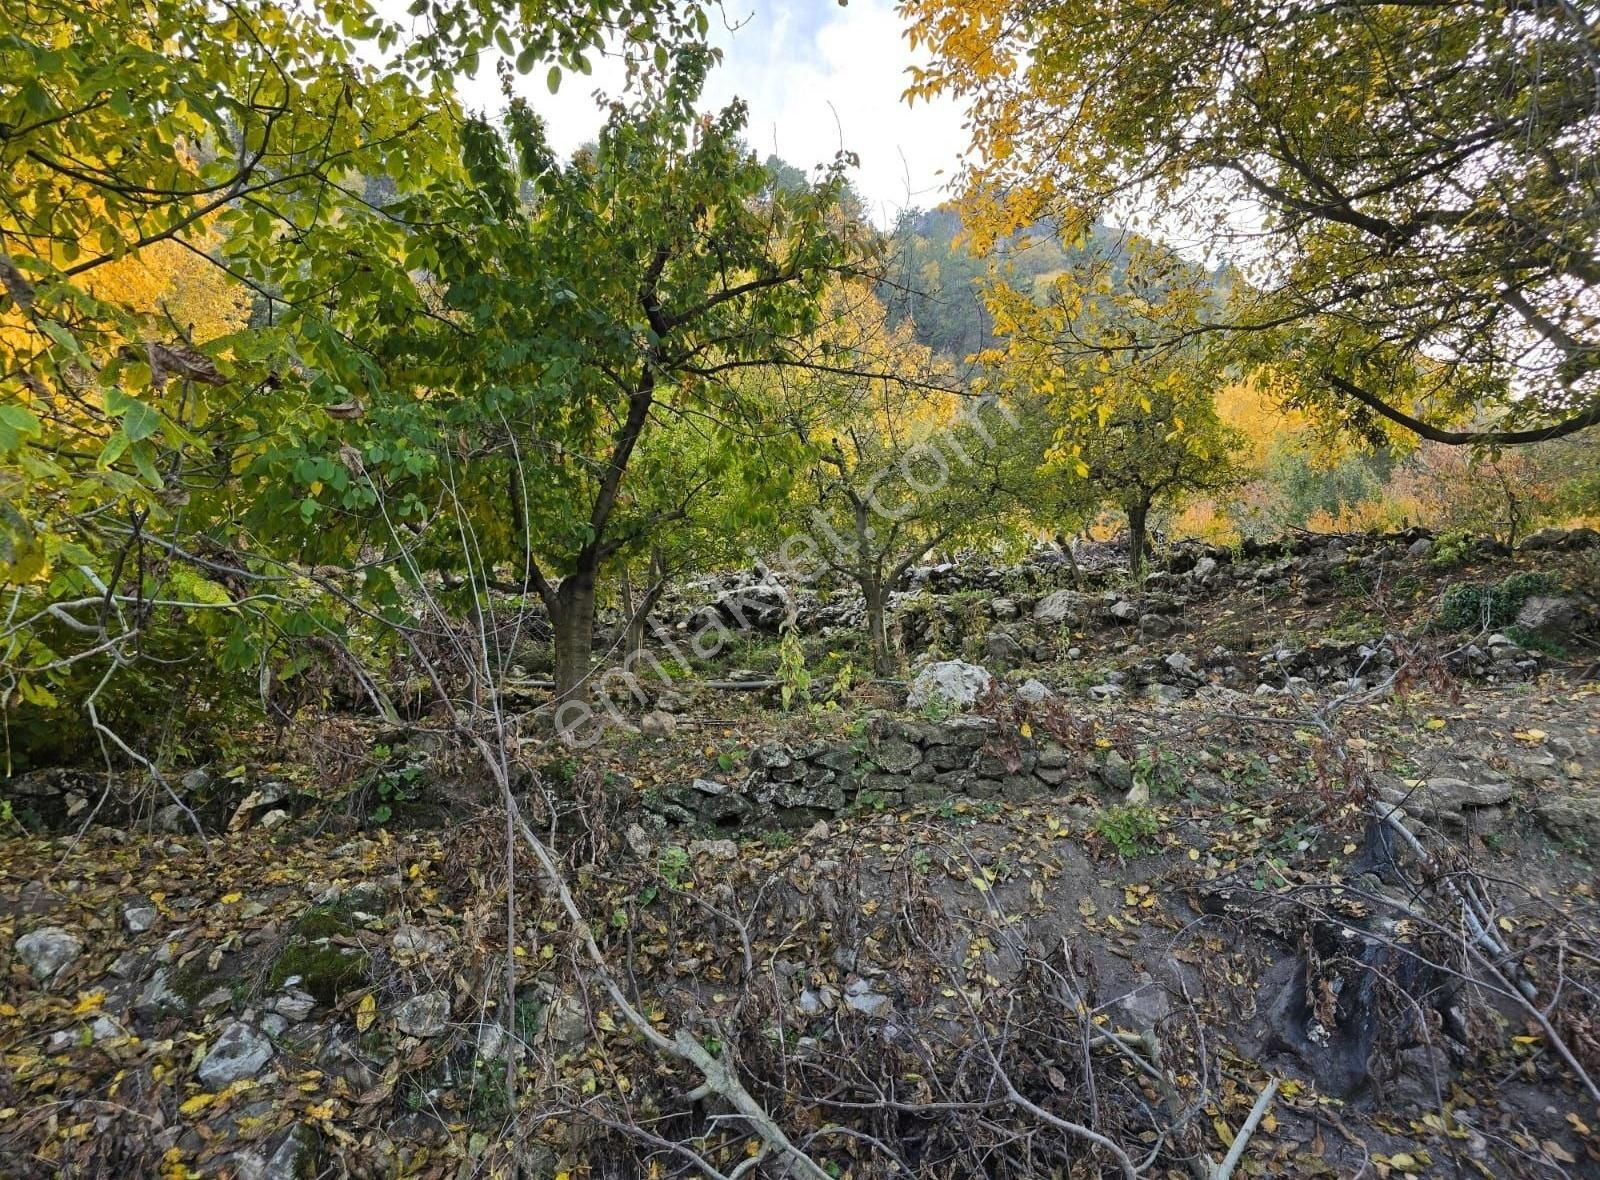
xmin=123 ymin=904 xmax=158 ymax=934
xmin=14 ymin=927 xmax=83 ymax=983
xmin=639 ymin=710 xmax=678 ymax=738
xmin=688 ymin=838 xmax=739 ymax=861
xmin=198 ymin=1021 xmax=275 ymax=1088
xmin=273 ymin=989 xmax=316 ymax=1022
xmin=906 ymin=661 xmax=992 ymax=711
xmin=394 ymin=991 xmax=451 ymax=1038
xmin=1016 ymin=678 xmax=1054 ymax=704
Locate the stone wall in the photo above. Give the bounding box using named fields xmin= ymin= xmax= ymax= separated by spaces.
xmin=641 ymin=714 xmax=1111 ymax=830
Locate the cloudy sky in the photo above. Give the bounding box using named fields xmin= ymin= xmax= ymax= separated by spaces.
xmin=449 ymin=0 xmax=969 ymax=225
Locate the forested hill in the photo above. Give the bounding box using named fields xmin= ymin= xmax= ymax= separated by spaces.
xmin=875 ymin=205 xmax=1221 ymax=363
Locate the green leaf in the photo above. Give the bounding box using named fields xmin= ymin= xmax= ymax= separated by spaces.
xmin=546 ymin=65 xmax=561 ymax=93
xmin=104 ymin=388 xmax=161 ymax=442
xmin=0 ymin=405 xmax=41 ymax=453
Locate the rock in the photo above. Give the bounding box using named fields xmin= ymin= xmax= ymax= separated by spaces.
xmin=1164 ymin=651 xmax=1196 ymax=678
xmin=1379 ymin=777 xmax=1512 ymax=824
xmin=654 ymin=689 xmax=688 ymax=714
xmin=1138 ymin=613 xmax=1175 ymax=638
xmin=1099 ymin=750 xmax=1134 ymax=792
xmin=14 ymin=927 xmax=82 ymax=983
xmin=1144 ymin=683 xmax=1185 ymax=704
xmin=983 ymin=629 xmax=1026 ymax=666
xmin=989 ymin=597 xmax=1019 ymax=621
xmin=1391 ymin=1044 xmax=1452 ymax=1109
xmin=1535 ymin=796 xmax=1600 ymax=842
xmin=1407 ymin=538 xmax=1434 ymax=560
xmin=543 ymin=993 xmax=588 ymax=1046
xmin=1032 ymin=589 xmax=1088 ymax=625
xmin=1107 ymin=599 xmax=1139 ymax=623
xmin=1514 ymin=595 xmax=1580 ymax=639
xmin=198 ymin=1022 xmax=275 ymax=1088
xmin=749 ymin=741 xmax=794 ymax=772
xmin=906 ymin=660 xmax=992 ymax=712
xmin=688 ymin=838 xmax=739 ymax=861
xmin=1016 ymin=678 xmax=1054 ymax=704
xmin=1087 ymin=683 xmax=1124 ymax=702
xmin=135 ymin=967 xmax=188 ymax=1018
xmin=1193 ymin=556 xmax=1218 ymax=579
xmin=391 ymin=925 xmax=448 ymax=958
xmin=639 ymin=709 xmax=678 ymax=739
xmin=394 ymin=991 xmax=451 ymax=1038
xmin=689 ymin=777 xmax=734 ymax=796
xmin=258 ymin=809 xmax=290 ymax=831
xmin=1518 ymin=527 xmax=1570 ymax=551
xmin=870 ymin=737 xmax=922 ymax=773
xmin=843 ymin=979 xmax=891 ymax=1017
xmin=273 ymin=989 xmax=317 ymax=1022
xmin=123 ymin=904 xmax=158 ymax=934
xmin=233 ymin=1125 xmax=312 ymax=1180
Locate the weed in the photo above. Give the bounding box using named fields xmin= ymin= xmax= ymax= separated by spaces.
xmin=1133 ymin=748 xmax=1185 ymax=800
xmin=1094 ymin=804 xmax=1160 ymax=857
xmin=777 ymin=627 xmax=811 ymax=710
xmin=657 ymin=846 xmax=691 ymax=887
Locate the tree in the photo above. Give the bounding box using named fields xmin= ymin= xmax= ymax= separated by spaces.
xmin=341 ymin=51 xmax=870 ymax=709
xmin=903 ymin=0 xmax=1600 ymax=446
xmin=980 ymin=246 xmax=1243 ymax=574
xmin=773 ymin=283 xmax=1018 ymax=675
xmin=0 ymin=0 xmax=707 ymax=749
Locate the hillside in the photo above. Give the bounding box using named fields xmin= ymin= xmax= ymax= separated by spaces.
xmin=6 ymin=527 xmax=1599 ymax=1178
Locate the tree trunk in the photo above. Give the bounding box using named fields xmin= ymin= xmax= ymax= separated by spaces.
xmin=551 ymin=572 xmax=597 ymax=702
xmin=862 ymin=577 xmax=895 ymax=677
xmin=1127 ymin=503 xmax=1150 ymax=579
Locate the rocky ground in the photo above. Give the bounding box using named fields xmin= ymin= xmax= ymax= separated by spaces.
xmin=4 ymin=526 xmax=1600 ymax=1179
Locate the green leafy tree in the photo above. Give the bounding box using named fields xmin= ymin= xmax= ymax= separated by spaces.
xmin=344 ymin=50 xmax=870 ymax=706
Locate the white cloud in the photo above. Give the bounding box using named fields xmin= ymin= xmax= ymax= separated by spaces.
xmin=448 ymin=0 xmax=968 ymax=224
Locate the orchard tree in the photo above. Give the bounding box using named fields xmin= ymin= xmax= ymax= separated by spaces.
xmin=773 ymin=283 xmax=1020 ymax=675
xmin=903 ymin=0 xmax=1600 ymax=446
xmin=344 ymin=51 xmax=872 ymax=705
xmin=981 ymin=247 xmax=1243 ymax=574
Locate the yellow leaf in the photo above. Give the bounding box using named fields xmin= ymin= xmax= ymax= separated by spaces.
xmin=1213 ymin=1116 xmax=1235 ymax=1148
xmin=219 ymin=892 xmax=242 ymax=905
xmin=1424 ymin=718 xmax=1446 ymax=730
xmin=1019 ymin=722 xmax=1032 ymax=739
xmin=1513 ymin=729 xmax=1547 ymax=742
xmin=73 ymin=991 xmax=106 ymax=1016
xmin=356 ymin=994 xmax=376 ymax=1033
xmin=178 ymin=1092 xmax=214 ymax=1116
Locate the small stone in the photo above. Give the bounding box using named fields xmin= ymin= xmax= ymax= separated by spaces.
xmin=1099 ymin=750 xmax=1134 ymax=792
xmin=123 ymin=904 xmax=158 ymax=934
xmin=261 ymin=1013 xmax=290 ymax=1037
xmin=258 ymin=809 xmax=290 ymax=831
xmin=625 ymin=823 xmax=655 ymax=860
xmin=394 ymin=991 xmax=451 ymax=1038
xmin=1016 ymin=678 xmax=1054 ymax=704
xmin=1088 ymin=683 xmax=1124 ymax=702
xmin=273 ymin=989 xmax=317 ymax=1022
xmin=1192 ymin=556 xmax=1218 ymax=579
xmin=639 ymin=709 xmax=678 ymax=739
xmin=1164 ymin=652 xmax=1196 ymax=678
xmin=688 ymin=838 xmax=739 ymax=861
xmin=391 ymin=925 xmax=448 ymax=958
xmin=14 ymin=927 xmax=83 ymax=984
xmin=198 ymin=1022 xmax=275 ymax=1089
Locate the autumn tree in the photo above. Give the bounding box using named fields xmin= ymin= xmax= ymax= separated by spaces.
xmin=903 ymin=0 xmax=1600 ymax=446
xmin=981 ymin=245 xmax=1243 ymax=574
xmin=0 ymin=0 xmax=710 ymax=747
xmin=768 ymin=283 xmax=1020 ymax=675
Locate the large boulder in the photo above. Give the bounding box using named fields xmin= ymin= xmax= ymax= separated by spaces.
xmin=1514 ymin=595 xmax=1581 ymax=640
xmin=906 ymin=661 xmax=992 ymax=712
xmin=1032 ymin=589 xmax=1089 ymax=626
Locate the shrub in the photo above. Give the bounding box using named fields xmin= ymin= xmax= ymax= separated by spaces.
xmin=1437 ymin=571 xmax=1558 ymax=632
